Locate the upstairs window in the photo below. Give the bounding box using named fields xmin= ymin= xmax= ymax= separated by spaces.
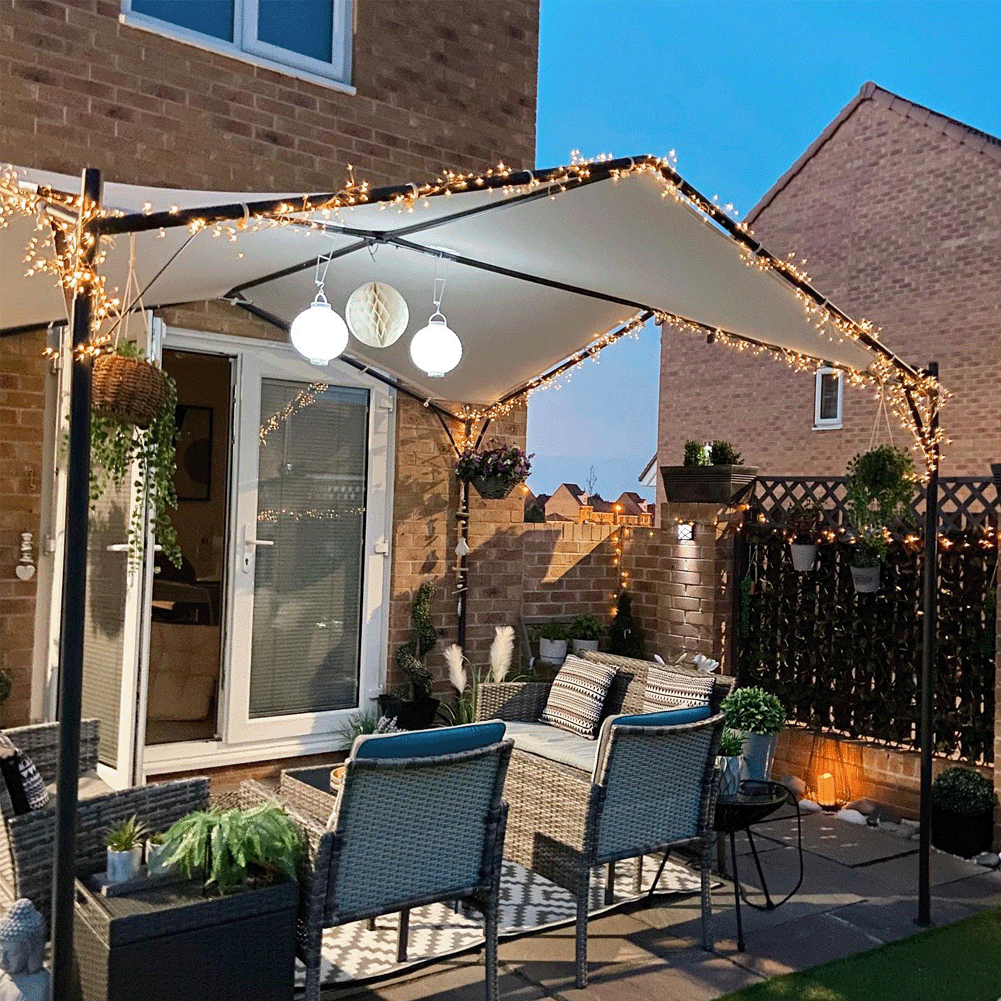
xmin=124 ymin=1 xmax=352 ymax=87
xmin=814 ymin=367 xmax=844 ymax=429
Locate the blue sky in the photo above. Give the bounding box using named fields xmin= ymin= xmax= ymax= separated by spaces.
xmin=526 ymin=0 xmax=1001 ymax=501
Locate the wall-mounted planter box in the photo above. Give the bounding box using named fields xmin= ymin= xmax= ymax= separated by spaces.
xmin=660 ymin=465 xmax=758 ymax=505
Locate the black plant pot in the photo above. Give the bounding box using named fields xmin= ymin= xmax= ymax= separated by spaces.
xmin=659 ymin=465 xmax=758 ymax=505
xmin=378 ymin=694 xmax=439 ymax=730
xmin=469 ymin=475 xmax=515 ymax=500
xmin=931 ymin=804 xmax=994 ymax=858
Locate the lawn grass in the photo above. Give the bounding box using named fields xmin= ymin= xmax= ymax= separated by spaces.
xmin=718 ymin=908 xmax=1001 ymax=1001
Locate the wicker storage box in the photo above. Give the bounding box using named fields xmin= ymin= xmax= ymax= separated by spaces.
xmin=70 ymin=877 xmax=297 ymax=1001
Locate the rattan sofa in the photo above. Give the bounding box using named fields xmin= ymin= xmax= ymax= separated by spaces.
xmin=476 ymin=651 xmax=733 ymax=987
xmin=241 ymin=721 xmax=513 ymax=1001
xmin=0 ymin=719 xmax=209 ymax=923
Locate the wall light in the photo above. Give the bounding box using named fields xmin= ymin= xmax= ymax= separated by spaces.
xmin=676 ymin=521 xmax=695 ymax=542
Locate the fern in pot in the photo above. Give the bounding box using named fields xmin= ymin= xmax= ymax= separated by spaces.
xmin=721 ymin=687 xmax=785 ymax=782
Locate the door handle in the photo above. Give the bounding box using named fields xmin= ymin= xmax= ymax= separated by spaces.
xmin=242 ymin=526 xmax=274 ymax=573
xmin=247 ymin=538 xmax=274 ymax=547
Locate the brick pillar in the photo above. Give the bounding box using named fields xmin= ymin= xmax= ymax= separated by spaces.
xmin=994 ymin=532 xmax=1001 ymax=849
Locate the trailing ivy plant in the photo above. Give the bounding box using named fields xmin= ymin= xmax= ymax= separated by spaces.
xmin=89 ymin=342 xmax=181 ymax=570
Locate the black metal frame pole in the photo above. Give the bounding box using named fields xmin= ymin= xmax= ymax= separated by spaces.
xmin=917 ymin=360 xmax=940 ymax=927
xmin=50 ymin=168 xmax=101 ymax=997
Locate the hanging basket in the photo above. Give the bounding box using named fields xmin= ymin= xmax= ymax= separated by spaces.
xmin=92 ymin=353 xmax=168 ymax=429
xmin=468 ymin=475 xmax=517 ymax=500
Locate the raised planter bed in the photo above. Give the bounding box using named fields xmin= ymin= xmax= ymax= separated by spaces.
xmin=660 ymin=465 xmax=758 ymax=505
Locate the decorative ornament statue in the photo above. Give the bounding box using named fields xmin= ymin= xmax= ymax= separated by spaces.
xmin=0 ymin=899 xmax=48 ymax=1001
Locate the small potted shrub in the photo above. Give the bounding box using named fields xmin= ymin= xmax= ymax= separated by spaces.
xmin=661 ymin=439 xmax=757 ymax=505
xmin=721 ymin=686 xmax=785 ymax=782
xmin=537 ymin=622 xmax=569 ymax=664
xmin=931 ymin=767 xmax=996 ymax=858
xmin=716 ymin=729 xmax=744 ymax=799
xmin=105 ymin=815 xmax=146 ymax=884
xmin=786 ymin=501 xmax=822 ymax=572
xmin=455 ymin=440 xmax=533 ymax=500
xmin=569 ymin=613 xmax=602 ymax=654
xmin=845 ymin=445 xmax=917 ymax=594
xmin=145 ymin=830 xmax=174 ymax=878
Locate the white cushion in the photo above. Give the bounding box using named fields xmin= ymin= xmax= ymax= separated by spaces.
xmin=44 ymin=770 xmax=114 ymax=811
xmin=503 ymin=721 xmax=598 ymax=773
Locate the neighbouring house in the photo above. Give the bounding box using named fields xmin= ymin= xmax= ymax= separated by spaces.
xmin=655 ymin=82 xmax=1001 ymax=496
xmin=544 ymin=483 xmax=589 ymax=522
xmin=542 ymin=484 xmax=652 ymax=526
xmin=0 ymin=0 xmax=539 ymax=788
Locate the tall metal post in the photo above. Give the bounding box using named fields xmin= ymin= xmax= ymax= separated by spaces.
xmin=456 ymin=479 xmax=470 ymax=649
xmin=917 ymin=360 xmax=940 ymax=927
xmin=50 ymin=167 xmax=101 ymax=998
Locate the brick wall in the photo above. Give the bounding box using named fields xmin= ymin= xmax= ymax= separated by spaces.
xmin=657 ymin=90 xmax=1001 ymax=485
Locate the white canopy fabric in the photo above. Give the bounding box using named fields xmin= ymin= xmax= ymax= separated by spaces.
xmin=1 ymin=159 xmax=919 ymax=408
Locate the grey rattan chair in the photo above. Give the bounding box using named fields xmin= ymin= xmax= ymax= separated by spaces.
xmin=0 ymin=719 xmax=209 ymax=923
xmin=241 ymin=720 xmax=512 ymax=1001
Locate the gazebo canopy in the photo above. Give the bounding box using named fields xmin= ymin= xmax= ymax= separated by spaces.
xmin=0 ymin=155 xmax=939 ymax=454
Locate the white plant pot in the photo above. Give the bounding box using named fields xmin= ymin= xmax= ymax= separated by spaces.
xmin=717 ymin=755 xmax=743 ymax=799
xmin=106 ymin=846 xmax=143 ymax=884
xmin=538 ymin=638 xmax=568 ymax=664
xmin=789 ymin=543 xmax=817 ymax=572
xmin=741 ymin=733 xmax=779 ymax=782
xmin=146 ymin=839 xmax=173 ymax=878
xmin=850 ymin=564 xmax=881 ymax=593
xmin=571 ymin=638 xmax=599 ymax=654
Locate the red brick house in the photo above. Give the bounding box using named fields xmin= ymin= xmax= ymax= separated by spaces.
xmin=0 ymin=0 xmax=538 ymax=787
xmin=656 ymin=82 xmax=1001 ymax=489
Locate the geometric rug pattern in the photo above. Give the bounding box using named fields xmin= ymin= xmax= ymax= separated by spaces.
xmin=296 ymin=855 xmax=708 ymax=986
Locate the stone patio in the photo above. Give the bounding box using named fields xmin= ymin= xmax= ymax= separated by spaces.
xmin=318 ymin=813 xmax=1001 ymax=1000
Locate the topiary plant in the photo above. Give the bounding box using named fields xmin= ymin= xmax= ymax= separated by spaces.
xmin=932 ymin=767 xmax=995 ymax=816
xmin=395 ymin=581 xmax=437 ymax=700
xmin=683 ymin=440 xmax=708 ymax=466
xmin=708 ymin=440 xmax=743 ymax=465
xmin=608 ymin=590 xmax=644 ymax=657
xmin=721 ymin=686 xmax=785 ymax=735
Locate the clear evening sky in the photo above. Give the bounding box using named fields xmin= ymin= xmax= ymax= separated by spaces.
xmin=527 ymin=0 xmax=1001 ymax=501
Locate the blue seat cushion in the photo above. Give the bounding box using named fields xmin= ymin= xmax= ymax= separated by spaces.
xmin=352 ymin=720 xmax=506 ymax=759
xmin=612 ymin=705 xmax=712 ymax=727
xmin=502 ymin=721 xmax=598 ymax=772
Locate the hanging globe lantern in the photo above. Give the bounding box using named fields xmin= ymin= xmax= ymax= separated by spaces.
xmin=409 ymin=311 xmax=462 ymax=378
xmin=290 ymin=292 xmax=349 ymax=366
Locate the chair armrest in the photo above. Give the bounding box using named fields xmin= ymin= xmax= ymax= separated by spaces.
xmin=2 ymin=719 xmax=100 ymax=784
xmin=476 ymin=682 xmax=551 ymax=722
xmin=279 ymin=770 xmax=337 ymax=824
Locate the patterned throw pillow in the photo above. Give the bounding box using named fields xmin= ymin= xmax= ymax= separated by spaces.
xmin=643 ymin=666 xmax=715 ymax=714
xmin=0 ymin=732 xmax=50 ymax=814
xmin=540 ymin=655 xmax=617 ymax=739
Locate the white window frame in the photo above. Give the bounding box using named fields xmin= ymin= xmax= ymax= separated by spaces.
xmin=814 ymin=366 xmax=844 ymax=430
xmin=120 ymin=0 xmax=354 ymax=93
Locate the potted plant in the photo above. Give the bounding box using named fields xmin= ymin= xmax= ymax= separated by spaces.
xmin=380 ymin=581 xmax=440 ymax=729
xmin=105 ymin=815 xmax=146 ymax=884
xmin=660 ymin=439 xmax=758 ymax=505
xmin=570 ymin=613 xmax=603 ymax=654
xmin=786 ymin=501 xmax=822 ymax=571
xmin=931 ymin=767 xmax=996 ymax=858
xmin=537 ymin=621 xmax=569 ymax=664
xmin=442 ymin=625 xmax=515 ymax=725
xmin=145 ymin=830 xmax=174 ymax=878
xmin=454 ymin=440 xmax=533 ymax=500
xmin=90 ymin=341 xmax=182 ymax=571
xmin=716 ymin=729 xmax=744 ymax=799
xmin=721 ymin=686 xmax=785 ymax=782
xmin=608 ymin=590 xmax=644 ymax=657
xmin=845 ymin=444 xmax=917 ymax=594
xmin=339 ymin=711 xmax=400 ymax=743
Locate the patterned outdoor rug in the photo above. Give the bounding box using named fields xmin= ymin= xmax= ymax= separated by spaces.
xmin=295 ymin=854 xmax=709 ymax=988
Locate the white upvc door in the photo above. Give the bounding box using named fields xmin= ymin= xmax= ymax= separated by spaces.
xmin=225 ymin=344 xmax=393 ymax=745
xmin=75 ymin=315 xmax=161 ymax=789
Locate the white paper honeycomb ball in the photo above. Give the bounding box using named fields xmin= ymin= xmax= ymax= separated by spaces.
xmin=345 ymin=282 xmax=409 ymax=348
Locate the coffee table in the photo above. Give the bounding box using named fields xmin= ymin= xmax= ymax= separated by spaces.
xmin=713 ymin=779 xmax=804 ymax=951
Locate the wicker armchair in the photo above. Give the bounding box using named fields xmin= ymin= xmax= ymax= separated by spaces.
xmin=0 ymin=719 xmax=209 ymax=923
xmin=241 ymin=721 xmax=513 ymax=1001
xmin=476 ymin=652 xmax=731 ymax=988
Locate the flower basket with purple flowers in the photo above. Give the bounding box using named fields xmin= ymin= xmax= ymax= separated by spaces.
xmin=455 ymin=441 xmax=533 ymax=500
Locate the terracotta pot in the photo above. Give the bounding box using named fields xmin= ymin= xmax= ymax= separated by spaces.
xmin=850 ymin=564 xmax=880 ymax=593
xmin=789 ymin=543 xmax=817 ymax=572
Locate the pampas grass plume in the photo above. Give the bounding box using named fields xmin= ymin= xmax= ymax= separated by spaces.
xmin=489 ymin=626 xmax=515 ymax=684
xmin=445 ymin=643 xmax=467 ymax=693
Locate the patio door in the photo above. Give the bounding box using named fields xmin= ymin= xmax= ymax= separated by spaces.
xmin=77 ymin=316 xmax=160 ymax=789
xmin=225 ymin=348 xmax=393 ymax=744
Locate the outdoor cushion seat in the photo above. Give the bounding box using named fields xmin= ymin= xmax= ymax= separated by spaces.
xmin=502 ymin=720 xmax=598 ymax=773
xmin=44 ymin=769 xmax=113 ymax=806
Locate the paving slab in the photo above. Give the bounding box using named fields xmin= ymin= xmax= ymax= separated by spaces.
xmin=753 ymin=812 xmax=917 ymax=866
xmin=351 ymin=958 xmax=546 ymax=1001
xmin=735 ymin=910 xmax=886 ymax=971
xmin=826 ymin=895 xmax=983 ymax=944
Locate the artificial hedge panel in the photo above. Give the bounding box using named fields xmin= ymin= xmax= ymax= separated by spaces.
xmin=739 ymin=529 xmax=996 ymax=765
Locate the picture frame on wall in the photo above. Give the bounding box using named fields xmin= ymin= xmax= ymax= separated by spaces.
xmin=175 ymin=405 xmax=213 ymax=501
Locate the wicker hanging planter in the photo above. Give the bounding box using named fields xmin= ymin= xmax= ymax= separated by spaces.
xmin=92 ymin=352 xmax=168 ymax=428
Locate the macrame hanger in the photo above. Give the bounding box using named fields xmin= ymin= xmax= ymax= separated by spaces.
xmin=868 ymin=379 xmax=895 ymax=450
xmin=122 ymin=232 xmax=148 ymax=350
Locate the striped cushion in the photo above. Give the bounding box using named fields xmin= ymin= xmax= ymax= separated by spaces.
xmin=642 ymin=665 xmax=715 ymax=714
xmin=540 ymin=655 xmax=617 ymax=739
